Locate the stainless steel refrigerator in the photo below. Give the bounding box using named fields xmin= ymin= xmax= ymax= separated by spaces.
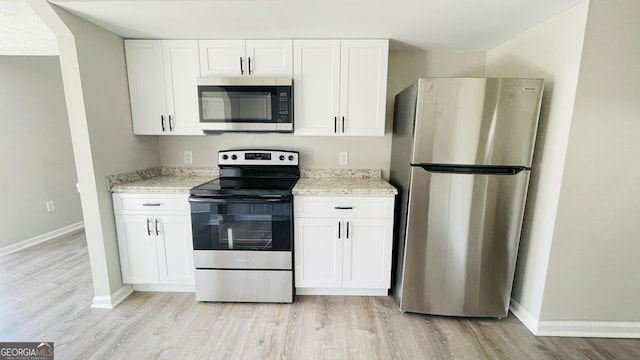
xmin=390 ymin=77 xmax=543 ymax=317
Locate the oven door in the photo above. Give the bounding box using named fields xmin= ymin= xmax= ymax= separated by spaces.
xmin=189 ymin=194 xmax=292 ymax=252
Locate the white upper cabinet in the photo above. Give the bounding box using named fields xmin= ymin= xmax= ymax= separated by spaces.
xmin=199 ymin=39 xmax=293 ymax=76
xmin=339 ymin=40 xmax=389 ymax=136
xmin=246 ymin=40 xmax=293 ymax=76
xmin=161 ymin=40 xmax=202 ymax=135
xmin=292 ymin=40 xmax=341 ymax=136
xmin=125 ymin=40 xmax=167 ymax=135
xmin=125 ymin=39 xmax=203 ymax=135
xmin=293 ymin=39 xmax=389 ymax=137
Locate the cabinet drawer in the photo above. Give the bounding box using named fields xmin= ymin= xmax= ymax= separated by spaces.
xmin=294 ymin=196 xmax=393 ymax=219
xmin=113 ymin=193 xmax=190 ymax=215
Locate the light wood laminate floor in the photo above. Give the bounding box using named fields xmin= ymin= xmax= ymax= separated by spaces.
xmin=1 ymin=232 xmax=639 ymax=359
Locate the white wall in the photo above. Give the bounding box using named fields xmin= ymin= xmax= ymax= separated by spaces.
xmin=0 ymin=56 xmax=82 ymax=249
xmin=28 ymin=0 xmax=160 ymax=304
xmin=541 ymin=0 xmax=640 ymax=322
xmin=159 ymin=50 xmax=485 ymax=179
xmin=485 ymin=1 xmax=589 ymax=322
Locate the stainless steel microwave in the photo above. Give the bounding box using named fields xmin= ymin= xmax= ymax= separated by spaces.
xmin=197 ymin=76 xmax=293 ymax=133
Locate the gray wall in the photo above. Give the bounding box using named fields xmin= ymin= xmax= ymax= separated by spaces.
xmin=0 ymin=56 xmax=83 ymax=249
xmin=29 ymin=0 xmax=160 ymax=301
xmin=54 ymin=6 xmax=160 ymax=298
xmin=487 ymin=0 xmax=640 ymax=325
xmin=159 ymin=50 xmax=486 ymax=179
xmin=485 ymin=2 xmax=589 ymax=321
xmin=542 ymin=0 xmax=640 ymax=321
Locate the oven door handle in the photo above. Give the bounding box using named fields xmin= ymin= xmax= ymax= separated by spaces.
xmin=189 ymin=195 xmax=291 ymax=204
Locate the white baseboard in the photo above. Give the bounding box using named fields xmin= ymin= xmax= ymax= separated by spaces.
xmin=91 ymin=285 xmax=134 ymax=309
xmin=537 ymin=321 xmax=640 ymax=338
xmin=509 ymin=298 xmax=540 ymax=335
xmin=511 ymin=297 xmax=640 ymax=338
xmin=0 ymin=221 xmax=84 ymax=256
xmin=132 ymin=284 xmax=195 ymax=292
xmin=296 ymin=288 xmax=389 ymax=296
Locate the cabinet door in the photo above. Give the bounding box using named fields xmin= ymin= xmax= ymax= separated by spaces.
xmin=342 ymin=218 xmax=393 ymax=289
xmin=339 ymin=40 xmax=388 ymax=136
xmin=293 ymin=40 xmax=341 ymax=136
xmin=124 ymin=40 xmax=167 ymax=135
xmin=294 ymin=218 xmax=342 ymax=288
xmin=199 ymin=40 xmax=246 ymax=76
xmin=245 ymin=40 xmax=292 ymax=76
xmin=155 ymin=215 xmax=195 ymax=285
xmin=162 ymin=40 xmax=203 ymax=135
xmin=115 ymin=214 xmax=160 ymax=284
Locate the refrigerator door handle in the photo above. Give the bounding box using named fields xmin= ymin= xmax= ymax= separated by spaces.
xmin=410 ymin=163 xmax=529 ymax=175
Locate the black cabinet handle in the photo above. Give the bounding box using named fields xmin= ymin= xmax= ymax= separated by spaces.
xmin=342 ymin=116 xmax=345 ymax=133
xmin=334 ymin=206 xmax=353 ymax=210
xmin=346 ymin=221 xmax=350 ymax=239
xmin=338 ymin=221 xmax=341 ymax=239
xmin=155 ymin=218 xmax=160 ymax=236
xmin=240 ymin=57 xmax=244 ymax=75
xmin=160 ymin=115 xmax=166 ymax=132
xmin=248 ymin=57 xmax=252 ymax=75
xmin=168 ymin=115 xmax=174 ymax=132
xmin=334 ymin=116 xmax=338 ymax=133
xmin=146 ymin=218 xmax=151 ymax=236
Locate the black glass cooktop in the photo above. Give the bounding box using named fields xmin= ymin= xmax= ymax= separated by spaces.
xmin=190 ymin=177 xmax=298 ymax=196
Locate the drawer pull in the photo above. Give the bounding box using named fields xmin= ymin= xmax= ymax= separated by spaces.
xmin=142 ymin=203 xmax=161 ymax=207
xmin=334 ymin=206 xmax=353 ymax=210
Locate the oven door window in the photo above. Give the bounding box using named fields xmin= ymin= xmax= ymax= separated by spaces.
xmin=191 ymin=199 xmax=292 ymax=251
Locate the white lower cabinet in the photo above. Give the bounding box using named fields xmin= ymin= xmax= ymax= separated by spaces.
xmin=113 ymin=193 xmax=195 ymax=292
xmin=294 ymin=195 xmax=394 ymax=295
xmin=295 ymin=218 xmax=342 ymax=288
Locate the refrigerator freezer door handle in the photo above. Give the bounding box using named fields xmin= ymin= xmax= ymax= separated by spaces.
xmin=410 ymin=163 xmax=529 ymax=175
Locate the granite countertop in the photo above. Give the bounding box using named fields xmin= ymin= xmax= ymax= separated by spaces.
xmin=292 ymin=169 xmax=397 ymax=196
xmin=108 ymin=167 xmax=217 ymax=194
xmin=110 ymin=175 xmax=213 ymax=193
xmin=108 ymin=167 xmax=397 ymax=195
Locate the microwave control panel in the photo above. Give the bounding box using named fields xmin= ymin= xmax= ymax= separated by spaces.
xmin=277 ymin=89 xmax=291 ymax=121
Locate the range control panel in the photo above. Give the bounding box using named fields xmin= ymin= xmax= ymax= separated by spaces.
xmin=218 ymin=150 xmax=299 ymax=166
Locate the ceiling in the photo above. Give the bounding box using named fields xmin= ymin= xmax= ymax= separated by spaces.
xmin=2 ymin=0 xmax=585 ymax=55
xmin=0 ymin=0 xmax=58 ymax=55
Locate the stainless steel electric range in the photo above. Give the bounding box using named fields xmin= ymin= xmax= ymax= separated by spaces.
xmin=189 ymin=149 xmax=299 ymax=303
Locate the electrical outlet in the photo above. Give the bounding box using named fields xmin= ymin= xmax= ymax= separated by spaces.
xmin=184 ymin=151 xmax=193 ymax=164
xmin=339 ymin=152 xmax=349 ymax=165
xmin=46 ymin=200 xmax=55 ymax=212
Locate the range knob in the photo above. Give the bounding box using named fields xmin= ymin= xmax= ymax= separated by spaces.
xmin=221 ymin=154 xmax=229 ymax=160
xmin=288 ymin=155 xmax=295 ymax=161
xmin=231 ymin=154 xmax=237 ymax=160
xmin=279 ymin=155 xmax=285 ymax=161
